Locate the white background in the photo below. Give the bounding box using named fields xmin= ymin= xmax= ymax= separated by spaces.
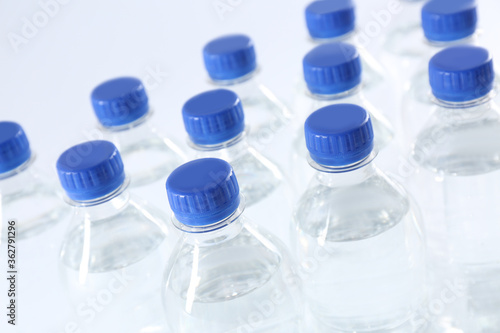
xmin=1 ymin=0 xmax=500 ymax=331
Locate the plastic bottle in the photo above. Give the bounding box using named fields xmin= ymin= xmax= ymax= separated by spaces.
xmin=292 ymin=42 xmax=394 ymax=195
xmin=304 ymin=0 xmax=388 ymax=94
xmin=56 ymin=140 xmax=177 ymax=332
xmin=400 ymin=0 xmax=480 ymax=148
xmin=202 ymin=34 xmax=292 ymax=148
xmin=411 ymin=45 xmax=500 ymax=331
xmin=163 ymin=158 xmax=302 ymax=333
xmin=0 ymin=121 xmax=71 ymax=330
xmin=0 ymin=121 xmax=67 ymax=239
xmin=90 ymin=77 xmax=185 ymax=187
xmin=181 ymin=89 xmax=293 ymax=245
xmin=293 ymin=104 xmax=425 ymax=332
xmin=384 ymin=0 xmax=477 ymax=79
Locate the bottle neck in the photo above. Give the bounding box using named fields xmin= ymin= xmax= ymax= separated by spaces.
xmin=190 ymin=132 xmax=250 ymax=162
xmin=309 ymin=152 xmax=378 ymax=188
xmin=68 ymin=180 xmax=130 ymax=221
xmin=175 ymin=200 xmax=246 ymax=247
xmin=433 ymin=89 xmax=497 ymax=122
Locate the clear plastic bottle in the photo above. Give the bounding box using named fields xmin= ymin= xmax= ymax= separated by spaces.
xmin=202 ymin=34 xmax=292 ymax=148
xmin=293 ymin=104 xmax=426 ymax=332
xmin=411 ymin=46 xmax=500 ymax=331
xmin=163 ymin=158 xmax=302 ymax=333
xmin=304 ymin=0 xmax=388 ymax=95
xmin=90 ymin=77 xmax=185 ymax=187
xmin=383 ymin=0 xmax=477 ymax=79
xmin=0 ymin=121 xmax=67 ymax=239
xmin=292 ymin=42 xmax=394 ymax=195
xmin=181 ymin=89 xmax=293 ymax=245
xmin=390 ymin=0 xmax=480 ymax=147
xmin=56 ymin=140 xmax=177 ymax=332
xmin=0 ymin=121 xmax=71 ymax=331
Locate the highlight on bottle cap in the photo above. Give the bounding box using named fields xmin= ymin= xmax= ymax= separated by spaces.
xmin=304 ymin=103 xmax=374 ymax=166
xmin=305 ymin=0 xmax=356 ymax=40
xmin=303 ymin=42 xmax=362 ymax=95
xmin=203 ymin=34 xmax=257 ymax=81
xmin=56 ymin=140 xmax=125 ymax=201
xmin=429 ymin=45 xmax=494 ymax=102
xmin=166 ymin=158 xmax=240 ymax=227
xmin=91 ymin=77 xmax=149 ymax=128
xmin=182 ymin=89 xmax=245 ymax=145
xmin=421 ymin=0 xmax=477 ymax=42
xmin=0 ymin=121 xmax=31 ymax=174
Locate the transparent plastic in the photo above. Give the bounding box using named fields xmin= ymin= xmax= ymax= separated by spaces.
xmin=209 ymin=70 xmax=293 ymax=148
xmin=98 ymin=111 xmax=186 ymax=188
xmin=383 ymin=0 xmax=429 ymax=60
xmin=0 ymin=156 xmax=68 ymax=240
xmin=291 ymin=85 xmax=394 ymax=195
xmin=381 ymin=1 xmax=480 ymax=98
xmin=59 ymin=182 xmax=177 ymax=332
xmin=411 ymin=91 xmax=500 ymax=331
xmin=293 ymin=153 xmax=426 ymax=332
xmin=400 ymin=35 xmax=481 ymax=149
xmin=190 ymin=133 xmax=293 ymax=245
xmin=162 ymin=201 xmax=302 ymax=333
xmin=0 ymin=156 xmax=72 ymax=331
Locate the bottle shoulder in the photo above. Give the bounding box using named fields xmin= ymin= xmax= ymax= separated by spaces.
xmin=413 ymin=98 xmax=500 ymax=175
xmin=164 ymin=220 xmax=290 ymax=303
xmin=232 ymin=148 xmax=284 ymax=203
xmin=61 ymin=195 xmax=172 ymax=273
xmin=295 ymin=169 xmax=412 ymax=242
xmin=1 ymin=164 xmax=69 ymax=238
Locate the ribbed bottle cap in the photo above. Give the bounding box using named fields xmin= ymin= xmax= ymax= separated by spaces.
xmin=166 ymin=158 xmax=240 ymax=227
xmin=421 ymin=0 xmax=477 ymax=42
xmin=305 ymin=104 xmax=374 ymax=166
xmin=56 ymin=140 xmax=125 ymax=201
xmin=429 ymin=45 xmax=494 ymax=102
xmin=203 ymin=34 xmax=257 ymax=81
xmin=91 ymin=77 xmax=149 ymax=127
xmin=182 ymin=89 xmax=245 ymax=145
xmin=0 ymin=121 xmax=31 ymax=174
xmin=303 ymin=42 xmax=361 ymax=95
xmin=305 ymin=0 xmax=356 ymax=39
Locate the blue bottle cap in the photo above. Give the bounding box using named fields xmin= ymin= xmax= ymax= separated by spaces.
xmin=429 ymin=45 xmax=494 ymax=102
xmin=182 ymin=89 xmax=245 ymax=145
xmin=303 ymin=42 xmax=361 ymax=95
xmin=56 ymin=140 xmax=125 ymax=201
xmin=305 ymin=104 xmax=374 ymax=166
xmin=421 ymin=0 xmax=477 ymax=42
xmin=305 ymin=0 xmax=356 ymax=39
xmin=203 ymin=34 xmax=257 ymax=81
xmin=0 ymin=121 xmax=31 ymax=174
xmin=91 ymin=77 xmax=149 ymax=127
xmin=166 ymin=158 xmax=240 ymax=227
